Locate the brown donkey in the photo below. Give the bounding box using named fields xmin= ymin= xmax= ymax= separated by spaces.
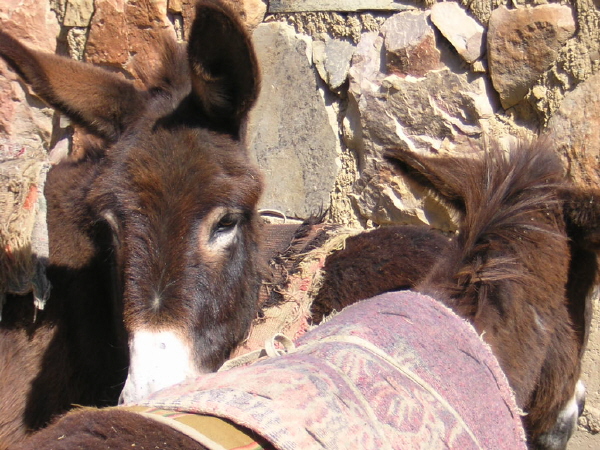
xmin=386 ymin=141 xmax=597 ymax=449
xmin=14 ymin=141 xmax=599 ymax=450
xmin=0 ymin=1 xmax=262 ymax=447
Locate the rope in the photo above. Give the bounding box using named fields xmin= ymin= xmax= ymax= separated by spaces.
xmin=219 ymin=333 xmax=296 ymax=372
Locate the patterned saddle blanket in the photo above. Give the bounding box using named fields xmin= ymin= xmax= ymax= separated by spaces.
xmin=137 ymin=291 xmax=526 ymax=449
xmin=0 ymin=143 xmax=51 ymax=318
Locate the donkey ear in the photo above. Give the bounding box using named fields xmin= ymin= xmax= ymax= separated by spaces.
xmin=559 ymin=186 xmax=600 ymax=250
xmin=187 ymin=0 xmax=260 ymax=130
xmin=385 ymin=148 xmax=470 ymax=213
xmin=0 ymin=30 xmax=145 ymax=142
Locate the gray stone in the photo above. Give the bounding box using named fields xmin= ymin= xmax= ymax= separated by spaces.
xmin=488 ymin=4 xmax=576 ymax=109
xmin=381 ymin=11 xmax=442 ymax=78
xmin=313 ymin=37 xmax=356 ymax=90
xmin=430 ymin=2 xmax=484 ymax=64
xmin=246 ymin=23 xmax=339 ymax=219
xmin=348 ymin=31 xmax=385 ymax=102
xmin=269 ymin=0 xmax=415 ymax=13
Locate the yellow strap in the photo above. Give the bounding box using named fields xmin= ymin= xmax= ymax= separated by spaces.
xmin=120 ymin=406 xmax=267 ymax=450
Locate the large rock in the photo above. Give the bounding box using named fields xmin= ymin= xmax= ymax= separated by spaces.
xmin=547 ymin=72 xmax=600 ymax=186
xmin=488 ymin=4 xmax=576 ymax=109
xmin=246 ymin=22 xmax=339 ymax=219
xmin=345 ymin=14 xmax=494 ymax=229
xmin=86 ymin=0 xmax=173 ymax=75
xmin=0 ymin=0 xmax=59 ymax=51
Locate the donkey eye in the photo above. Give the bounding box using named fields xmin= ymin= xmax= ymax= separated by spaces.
xmin=205 ymin=209 xmax=245 ymax=249
xmin=213 ymin=213 xmax=240 ymax=234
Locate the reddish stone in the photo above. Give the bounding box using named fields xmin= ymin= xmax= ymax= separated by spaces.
xmin=381 ymin=11 xmax=442 ymax=78
xmin=0 ymin=0 xmax=58 ymax=52
xmin=0 ymin=0 xmax=59 ymax=144
xmin=488 ymin=5 xmax=576 ymax=109
xmin=85 ymin=0 xmax=173 ymax=77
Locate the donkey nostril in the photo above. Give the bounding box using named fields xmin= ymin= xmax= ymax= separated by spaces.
xmin=159 ymin=342 xmax=166 ymax=350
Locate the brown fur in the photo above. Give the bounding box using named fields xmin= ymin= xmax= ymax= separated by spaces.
xmin=0 ymin=1 xmax=262 ymax=446
xmin=17 ymin=409 xmax=208 ymax=450
xmin=386 ymin=141 xmax=600 ymax=449
xmin=311 ymin=225 xmax=450 ymax=323
xmin=2 ymin=2 xmax=598 ymax=448
xmin=13 ymin=142 xmax=600 ymax=450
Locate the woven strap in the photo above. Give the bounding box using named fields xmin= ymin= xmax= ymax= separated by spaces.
xmin=121 ymin=406 xmax=273 ymax=450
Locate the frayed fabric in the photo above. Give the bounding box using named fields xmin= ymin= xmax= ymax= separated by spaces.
xmin=139 ymin=291 xmax=526 ymax=450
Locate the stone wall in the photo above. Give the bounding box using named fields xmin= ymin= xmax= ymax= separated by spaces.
xmin=0 ymin=0 xmax=599 ymax=447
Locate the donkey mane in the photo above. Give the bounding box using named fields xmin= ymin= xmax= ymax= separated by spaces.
xmin=390 ymin=142 xmax=567 ymax=317
xmin=387 ymin=141 xmax=581 ymax=445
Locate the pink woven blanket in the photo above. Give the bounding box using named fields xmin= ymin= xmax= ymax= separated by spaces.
xmin=141 ymin=291 xmax=526 ymax=449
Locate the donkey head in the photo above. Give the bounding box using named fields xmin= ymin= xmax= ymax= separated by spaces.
xmin=386 ymin=142 xmax=600 ymax=449
xmin=0 ymin=0 xmax=262 ymax=404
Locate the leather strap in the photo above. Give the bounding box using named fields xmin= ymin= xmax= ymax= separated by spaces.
xmin=120 ymin=406 xmax=273 ymax=450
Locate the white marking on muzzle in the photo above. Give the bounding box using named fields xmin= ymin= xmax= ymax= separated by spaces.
xmin=557 ymin=380 xmax=585 ymax=426
xmin=119 ymin=330 xmax=204 ymax=405
xmin=535 ymin=380 xmax=586 ymax=449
